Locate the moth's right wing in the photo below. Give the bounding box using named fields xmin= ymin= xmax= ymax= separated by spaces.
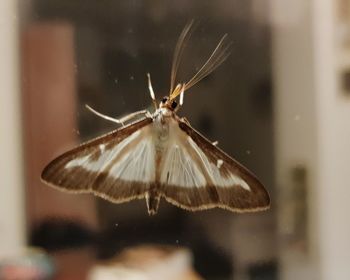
xmin=41 ymin=117 xmax=155 ymax=203
xmin=158 ymin=118 xmax=270 ymax=212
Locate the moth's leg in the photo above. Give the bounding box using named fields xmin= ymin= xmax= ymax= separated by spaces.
xmin=175 ymin=87 xmax=185 ymax=112
xmin=147 ymin=73 xmax=158 ymax=110
xmin=181 ymin=117 xmax=190 ymax=125
xmin=118 ymin=110 xmax=151 ymax=125
xmin=86 ymin=105 xmax=150 ymax=126
xmin=85 ymin=105 xmax=122 ymax=124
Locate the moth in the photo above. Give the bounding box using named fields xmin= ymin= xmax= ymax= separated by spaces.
xmin=41 ymin=22 xmax=270 ymax=215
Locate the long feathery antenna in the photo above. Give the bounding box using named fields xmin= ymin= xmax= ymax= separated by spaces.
xmin=169 ymin=27 xmax=231 ymax=100
xmin=170 ymin=20 xmax=196 ymax=95
xmin=184 ymin=34 xmax=231 ymax=91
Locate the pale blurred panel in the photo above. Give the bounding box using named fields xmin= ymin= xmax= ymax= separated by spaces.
xmin=22 ymin=22 xmax=97 ymax=227
xmin=0 ymin=0 xmax=26 ymax=257
xmin=313 ymin=0 xmax=350 ymax=279
xmin=273 ymin=0 xmax=350 ymax=279
xmin=272 ymin=0 xmax=320 ymax=277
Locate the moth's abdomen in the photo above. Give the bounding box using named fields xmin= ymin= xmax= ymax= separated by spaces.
xmin=146 ymin=189 xmax=161 ymax=215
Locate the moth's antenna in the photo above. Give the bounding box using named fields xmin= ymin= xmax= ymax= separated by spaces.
xmin=170 ymin=20 xmax=196 ymax=95
xmin=169 ymin=29 xmax=231 ymax=100
xmin=147 ymin=73 xmax=157 ymax=109
xmin=184 ymin=34 xmax=231 ymax=91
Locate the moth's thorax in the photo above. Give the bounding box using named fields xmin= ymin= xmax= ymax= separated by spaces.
xmin=152 ymin=108 xmax=177 ymax=152
xmin=156 ymin=107 xmax=173 ymax=118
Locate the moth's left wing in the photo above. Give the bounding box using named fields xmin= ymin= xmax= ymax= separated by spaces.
xmin=159 ymin=119 xmax=270 ymax=212
xmin=41 ymin=117 xmax=155 ymax=203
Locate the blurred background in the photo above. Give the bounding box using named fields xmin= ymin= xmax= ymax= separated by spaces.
xmin=1 ymin=0 xmax=350 ymax=279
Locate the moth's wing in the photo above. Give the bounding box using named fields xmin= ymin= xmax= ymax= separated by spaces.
xmin=41 ymin=117 xmax=155 ymax=203
xmin=159 ymin=118 xmax=270 ymax=212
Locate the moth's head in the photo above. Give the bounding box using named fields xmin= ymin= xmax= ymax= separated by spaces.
xmin=160 ymin=96 xmax=177 ymax=111
xmin=160 ymin=83 xmax=184 ymax=111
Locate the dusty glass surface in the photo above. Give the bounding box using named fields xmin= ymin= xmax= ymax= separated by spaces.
xmin=3 ymin=0 xmax=349 ymax=279
xmin=21 ymin=1 xmax=274 ymax=279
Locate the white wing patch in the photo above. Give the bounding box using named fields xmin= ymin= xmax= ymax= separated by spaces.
xmin=160 ymin=143 xmax=206 ymax=187
xmin=109 ymin=135 xmax=155 ymax=182
xmin=65 ymin=128 xmax=156 ymax=183
xmin=160 ymin=123 xmax=251 ymax=191
xmin=216 ymin=159 xmax=223 ymax=168
xmin=188 ymin=137 xmax=250 ymax=190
